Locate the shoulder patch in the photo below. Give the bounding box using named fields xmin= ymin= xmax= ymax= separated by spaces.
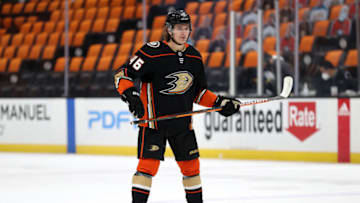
xmin=146 ymin=41 xmax=160 ymax=48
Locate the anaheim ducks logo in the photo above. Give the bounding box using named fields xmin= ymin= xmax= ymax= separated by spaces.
xmin=148 ymin=145 xmax=159 ymax=151
xmin=160 ymin=71 xmax=194 ymax=95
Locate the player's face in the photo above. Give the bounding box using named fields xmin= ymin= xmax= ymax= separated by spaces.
xmin=172 ymin=24 xmax=191 ymax=44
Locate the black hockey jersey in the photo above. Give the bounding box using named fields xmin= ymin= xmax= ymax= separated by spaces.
xmin=115 ymin=41 xmax=216 ymax=131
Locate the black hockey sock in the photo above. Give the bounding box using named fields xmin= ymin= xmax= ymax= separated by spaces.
xmin=183 ymin=175 xmax=203 ymax=203
xmin=132 ymin=172 xmax=152 ymax=203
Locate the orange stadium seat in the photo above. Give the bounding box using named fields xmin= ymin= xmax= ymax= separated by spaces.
xmin=12 ymin=3 xmax=24 ymax=15
xmin=85 ymin=0 xmax=98 ymax=8
xmin=84 ymin=8 xmax=97 ymax=21
xmin=325 ymin=50 xmax=344 ymax=67
xmin=43 ymin=21 xmax=56 ymax=33
xmin=299 ymin=35 xmax=315 ymax=53
xmin=60 ymin=32 xmax=74 ymax=46
xmin=23 ymin=33 xmax=36 ymax=45
xmin=35 ymin=32 xmax=48 ymax=45
xmin=280 ymin=22 xmax=292 ymax=38
xmin=125 ymin=0 xmax=137 ymax=7
xmin=36 ymin=2 xmax=48 ymax=13
xmin=55 ymin=21 xmax=65 ymax=33
xmin=92 ymin=19 xmax=106 ymax=32
xmin=208 ymin=51 xmax=225 ymax=68
xmin=135 ymin=4 xmax=149 ymax=19
xmin=344 ymin=49 xmax=358 ymax=67
xmin=243 ymin=0 xmax=256 ymax=11
xmin=98 ymin=0 xmax=109 ymax=7
xmin=212 ymin=26 xmax=225 ymax=39
xmin=73 ymin=9 xmax=85 ymax=22
xmin=48 ymin=1 xmax=60 ymax=12
xmin=329 ymin=5 xmax=343 ymax=20
xmin=20 ymin=22 xmax=33 ymax=33
xmin=1 ymin=4 xmax=12 ymax=15
xmin=0 ymin=59 xmax=8 ymax=72
xmin=149 ymin=29 xmax=162 ymax=42
xmin=112 ymin=55 xmax=128 ymax=70
xmin=152 ymin=0 xmax=163 ymax=6
xmin=117 ymin=43 xmax=132 ymax=56
xmin=3 ymin=17 xmax=13 ymax=29
xmin=213 ymin=13 xmax=227 ymax=28
xmin=0 ymin=47 xmax=4 ymax=58
xmin=8 ymin=58 xmax=22 ymax=73
xmin=24 ymin=2 xmax=37 ymax=14
xmin=123 ymin=6 xmax=135 ymax=20
xmin=243 ymin=51 xmax=258 ymax=68
xmin=105 ymin=19 xmax=120 ymax=32
xmin=110 ymin=7 xmax=123 ymax=19
xmin=224 ymin=51 xmax=241 ymax=67
xmin=28 ymin=45 xmax=43 ymax=60
xmin=230 ymin=0 xmax=243 ymax=11
xmin=242 ymin=23 xmax=256 ymax=39
xmin=50 ymin=10 xmax=61 ymax=22
xmin=72 ymin=32 xmax=86 ymax=47
xmin=48 ymin=32 xmax=61 ymax=45
xmin=97 ymin=56 xmax=112 ymax=71
xmin=214 ymin=1 xmax=227 ymax=14
xmin=42 ymin=45 xmax=57 ymax=60
xmin=152 ymin=16 xmax=167 ymax=29
xmin=185 ymin=2 xmax=199 ymax=14
xmin=0 ymin=34 xmax=11 ymax=46
xmin=164 ymin=0 xmax=176 ymax=5
xmin=11 ymin=33 xmax=24 ymax=46
xmin=264 ymin=9 xmax=274 ymax=23
xmin=312 ymin=20 xmax=330 ymax=37
xmin=54 ymin=57 xmax=66 ymax=72
xmin=32 ymin=22 xmax=44 ymax=34
xmin=111 ymin=0 xmax=124 ymax=7
xmin=190 ymin=14 xmax=198 ymax=28
xmin=16 ymin=45 xmax=30 ymax=59
xmin=298 ymin=7 xmax=310 ymax=22
xmin=97 ymin=7 xmax=109 ymax=19
xmin=263 ymin=37 xmax=276 ymax=54
xmin=27 ymin=16 xmax=38 ymax=24
xmin=197 ymin=14 xmax=213 ymax=28
xmin=79 ymin=20 xmax=92 ymax=33
xmin=82 ymin=56 xmax=97 ymax=71
xmin=309 ymin=0 xmax=319 ymax=7
xmin=198 ymin=1 xmax=213 ymax=15
xmin=69 ymin=21 xmax=80 ymax=33
xmin=135 ymin=29 xmax=149 ymax=43
xmin=121 ymin=30 xmax=135 ymax=44
xmin=13 ymin=16 xmax=25 ymax=28
xmin=101 ymin=43 xmax=118 ymax=58
xmin=195 ymin=39 xmax=210 ymax=52
xmin=3 ymin=46 xmax=17 ymax=59
xmin=70 ymin=57 xmax=84 ymax=72
xmin=87 ymin=44 xmax=103 ymax=58
xmin=73 ymin=0 xmax=85 ymax=9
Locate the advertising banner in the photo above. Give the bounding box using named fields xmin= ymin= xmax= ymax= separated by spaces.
xmin=0 ymin=99 xmax=67 ymax=145
xmin=75 ymin=98 xmax=138 ymax=147
xmin=193 ymin=98 xmax=338 ymax=152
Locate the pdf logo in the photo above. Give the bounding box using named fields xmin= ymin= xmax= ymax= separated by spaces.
xmin=286 ymin=102 xmax=319 ymax=141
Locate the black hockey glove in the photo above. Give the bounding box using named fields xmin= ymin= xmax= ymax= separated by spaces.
xmin=121 ymin=87 xmax=144 ymax=118
xmin=214 ymin=96 xmax=241 ymax=117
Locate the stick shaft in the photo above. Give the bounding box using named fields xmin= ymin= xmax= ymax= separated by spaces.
xmin=130 ymin=96 xmax=285 ymax=125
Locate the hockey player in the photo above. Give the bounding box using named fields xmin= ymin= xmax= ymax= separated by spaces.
xmin=114 ymin=10 xmax=241 ymax=203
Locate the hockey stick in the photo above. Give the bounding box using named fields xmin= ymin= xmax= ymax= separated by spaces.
xmin=130 ymin=76 xmax=293 ymax=125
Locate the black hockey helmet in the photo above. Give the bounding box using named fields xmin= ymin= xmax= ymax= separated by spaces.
xmin=165 ymin=9 xmax=192 ymax=31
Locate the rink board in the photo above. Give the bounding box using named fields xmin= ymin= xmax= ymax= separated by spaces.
xmin=0 ymin=98 xmax=358 ymax=163
xmin=0 ymin=98 xmax=67 ymax=153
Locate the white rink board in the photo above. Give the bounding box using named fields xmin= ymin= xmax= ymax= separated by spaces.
xmin=193 ymin=98 xmax=338 ymax=152
xmin=351 ymin=99 xmax=360 ymax=153
xmin=75 ymin=98 xmax=138 ymax=146
xmin=0 ymin=99 xmax=67 ymax=145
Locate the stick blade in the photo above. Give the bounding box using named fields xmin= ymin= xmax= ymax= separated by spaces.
xmin=280 ymin=76 xmax=293 ymax=98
